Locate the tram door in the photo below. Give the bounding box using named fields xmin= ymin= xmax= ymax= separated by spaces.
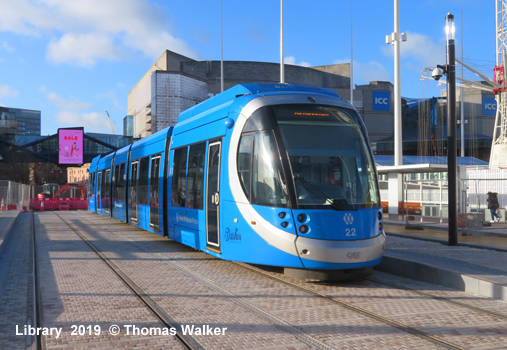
xmin=206 ymin=141 xmax=221 ymax=252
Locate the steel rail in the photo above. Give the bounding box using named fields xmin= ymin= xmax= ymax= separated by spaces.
xmin=53 ymin=212 xmax=204 ymax=350
xmin=234 ymin=262 xmax=468 ymax=350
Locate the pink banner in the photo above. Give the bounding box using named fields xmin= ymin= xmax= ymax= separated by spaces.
xmin=58 ymin=128 xmax=84 ymax=165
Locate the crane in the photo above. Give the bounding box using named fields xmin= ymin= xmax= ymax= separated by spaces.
xmin=490 ymin=0 xmax=507 ymax=166
xmin=105 ymin=110 xmax=116 ymax=134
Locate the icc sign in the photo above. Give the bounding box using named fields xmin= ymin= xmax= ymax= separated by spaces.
xmin=372 ymin=91 xmax=390 ymax=111
xmin=482 ymin=97 xmax=497 ymax=116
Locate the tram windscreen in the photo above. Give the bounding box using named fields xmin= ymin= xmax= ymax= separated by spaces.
xmin=272 ymin=105 xmax=379 ymax=210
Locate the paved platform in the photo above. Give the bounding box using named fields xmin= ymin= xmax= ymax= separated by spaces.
xmin=380 ymin=214 xmax=507 ymax=302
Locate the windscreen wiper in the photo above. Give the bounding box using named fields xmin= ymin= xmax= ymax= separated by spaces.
xmin=294 ymin=175 xmax=344 ymax=211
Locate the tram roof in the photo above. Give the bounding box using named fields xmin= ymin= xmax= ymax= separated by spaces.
xmin=130 ymin=127 xmax=172 ymax=151
xmin=176 ymin=83 xmax=343 ymax=126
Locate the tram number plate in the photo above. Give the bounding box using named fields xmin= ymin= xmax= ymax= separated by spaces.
xmin=345 ymin=228 xmax=356 ymax=236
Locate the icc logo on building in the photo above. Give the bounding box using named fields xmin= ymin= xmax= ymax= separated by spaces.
xmin=372 ymin=91 xmax=390 ymax=111
xmin=482 ymin=97 xmax=497 ymax=116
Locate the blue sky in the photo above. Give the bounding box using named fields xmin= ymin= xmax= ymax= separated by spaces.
xmin=0 ymin=0 xmax=496 ymax=135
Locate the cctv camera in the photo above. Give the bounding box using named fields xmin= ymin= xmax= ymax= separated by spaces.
xmin=432 ymin=67 xmax=444 ymax=81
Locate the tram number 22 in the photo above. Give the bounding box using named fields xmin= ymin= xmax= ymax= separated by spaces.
xmin=345 ymin=228 xmax=356 ymax=236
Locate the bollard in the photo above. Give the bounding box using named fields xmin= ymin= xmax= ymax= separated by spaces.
xmin=41 ymin=199 xmax=45 ymax=211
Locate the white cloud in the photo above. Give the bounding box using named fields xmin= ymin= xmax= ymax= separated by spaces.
xmin=0 ymin=0 xmax=53 ymax=36
xmin=355 ymin=61 xmax=391 ymax=83
xmin=1 ymin=42 xmax=14 ymax=52
xmin=284 ymin=56 xmax=311 ymax=67
xmin=55 ymin=111 xmax=108 ymax=131
xmin=98 ymin=92 xmax=121 ymax=110
xmin=381 ymin=31 xmax=445 ymax=71
xmin=0 ymin=0 xmax=198 ymax=66
xmin=335 ymin=59 xmax=391 ymax=84
xmin=47 ymin=33 xmax=120 ymax=67
xmin=0 ymin=85 xmax=19 ymax=98
xmin=45 ymin=92 xmax=89 ymax=110
xmin=44 ymin=90 xmax=114 ymax=132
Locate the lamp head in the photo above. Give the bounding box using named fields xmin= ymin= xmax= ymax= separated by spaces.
xmin=445 ymin=13 xmax=455 ymax=41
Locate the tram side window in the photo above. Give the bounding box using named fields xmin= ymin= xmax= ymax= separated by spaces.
xmin=104 ymin=169 xmax=110 ymax=211
xmin=88 ymin=172 xmax=95 ymax=197
xmin=138 ymin=157 xmax=149 ymax=205
xmin=172 ymin=147 xmax=188 ymax=207
xmin=238 ymin=134 xmax=253 ymax=199
xmin=100 ymin=170 xmax=107 ymax=206
xmin=115 ymin=163 xmax=125 ymax=202
xmin=149 ymin=156 xmax=160 ymax=206
xmin=113 ymin=165 xmax=119 ymax=200
xmin=129 ymin=161 xmax=138 ymax=219
xmin=187 ymin=143 xmax=206 ymax=209
xmin=238 ymin=132 xmax=288 ymax=207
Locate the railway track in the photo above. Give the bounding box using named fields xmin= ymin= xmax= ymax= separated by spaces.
xmin=42 ymin=211 xmax=507 ymax=349
xmin=51 ymin=211 xmax=203 ymax=350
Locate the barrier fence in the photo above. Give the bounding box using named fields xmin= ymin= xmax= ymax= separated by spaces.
xmin=0 ymin=180 xmax=88 ymax=211
xmin=29 ymin=198 xmax=88 ymax=211
xmin=0 ymin=180 xmax=31 ymax=211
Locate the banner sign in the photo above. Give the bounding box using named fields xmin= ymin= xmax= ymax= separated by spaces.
xmin=58 ymin=127 xmax=84 ymax=165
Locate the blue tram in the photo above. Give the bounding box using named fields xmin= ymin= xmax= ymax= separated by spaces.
xmin=89 ymin=83 xmax=385 ymax=278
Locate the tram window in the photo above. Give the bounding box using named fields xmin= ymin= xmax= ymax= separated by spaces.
xmin=129 ymin=161 xmax=138 ymax=221
xmin=187 ymin=143 xmax=206 ymax=209
xmin=97 ymin=171 xmax=102 ymax=207
xmin=104 ymin=169 xmax=110 ymax=214
xmin=172 ymin=147 xmax=188 ymax=207
xmin=238 ymin=131 xmax=287 ymax=207
xmin=238 ymin=134 xmax=253 ymax=199
xmin=113 ymin=165 xmax=119 ymax=201
xmin=138 ymin=157 xmax=149 ymax=205
xmin=100 ymin=170 xmax=108 ymax=206
xmin=115 ymin=163 xmax=125 ymax=202
xmin=88 ymin=172 xmax=95 ymax=197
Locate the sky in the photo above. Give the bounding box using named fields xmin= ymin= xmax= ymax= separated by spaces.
xmin=0 ymin=0 xmax=497 ymax=136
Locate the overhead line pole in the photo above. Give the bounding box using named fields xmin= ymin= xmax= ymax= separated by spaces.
xmin=393 ymin=0 xmax=402 ymax=167
xmin=280 ymin=0 xmax=285 ymax=84
xmin=350 ymin=0 xmax=354 ymax=105
xmin=220 ymin=0 xmax=224 ymax=92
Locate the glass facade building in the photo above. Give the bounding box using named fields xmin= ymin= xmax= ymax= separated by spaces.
xmin=0 ymin=107 xmax=41 ymax=136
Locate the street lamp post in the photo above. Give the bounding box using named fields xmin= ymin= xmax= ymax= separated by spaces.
xmin=446 ymin=13 xmax=458 ymax=246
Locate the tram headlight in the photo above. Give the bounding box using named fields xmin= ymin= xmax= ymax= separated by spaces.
xmin=297 ymin=213 xmax=307 ymax=223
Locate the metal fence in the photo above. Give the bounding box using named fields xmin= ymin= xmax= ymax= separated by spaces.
xmin=380 ymin=167 xmax=507 ymax=228
xmin=0 ymin=180 xmax=31 ymax=210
